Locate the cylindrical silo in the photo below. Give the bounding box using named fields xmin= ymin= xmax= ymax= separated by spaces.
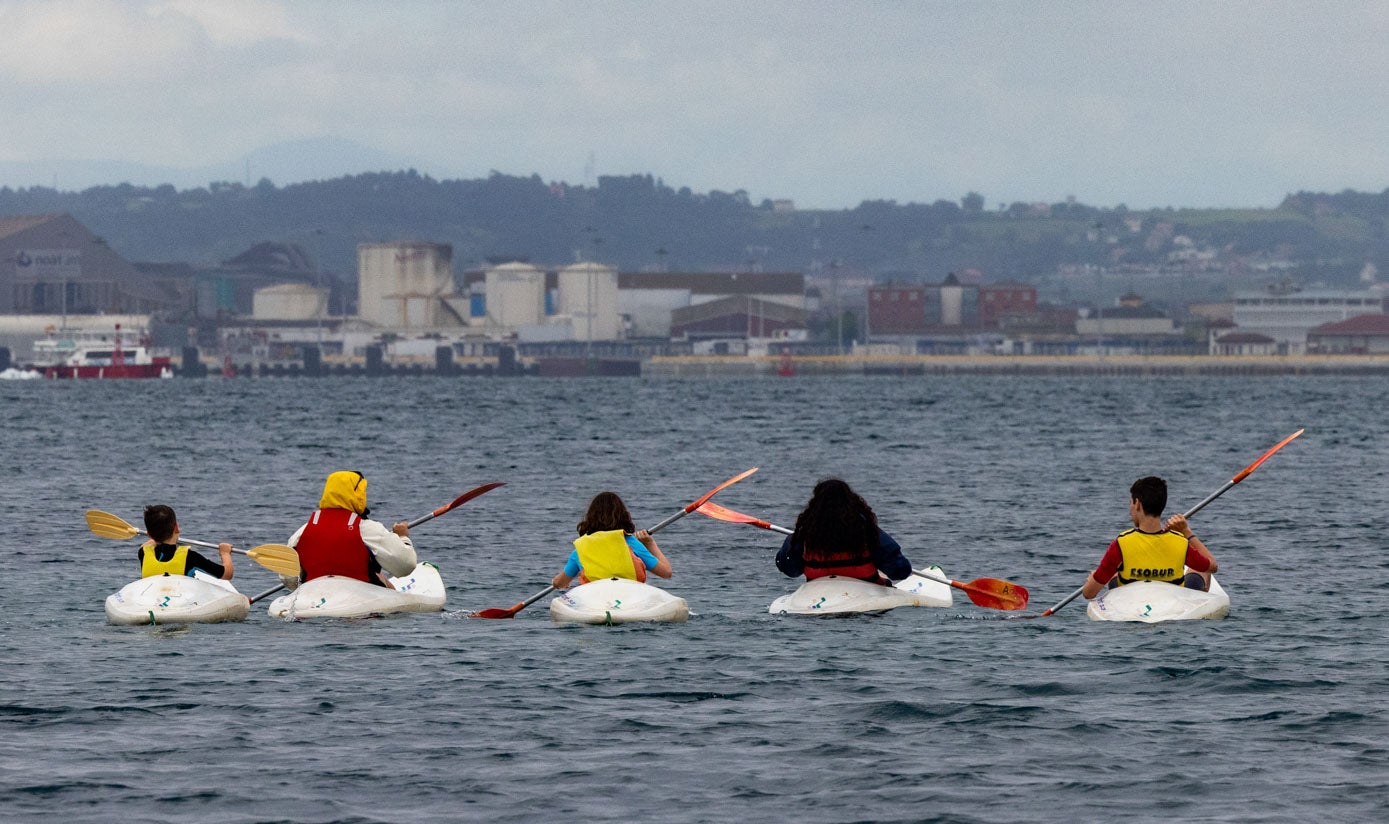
xmin=557 ymin=262 xmax=620 ymax=341
xmin=484 ymin=262 xmax=546 ymax=329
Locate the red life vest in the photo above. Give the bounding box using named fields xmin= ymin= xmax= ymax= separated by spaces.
xmin=802 ymin=536 xmax=881 ymax=583
xmin=804 ymin=560 xmax=883 ymax=582
xmin=296 ymin=508 xmax=374 ymax=583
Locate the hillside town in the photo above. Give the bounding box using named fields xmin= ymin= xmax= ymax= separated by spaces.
xmin=2 ymin=211 xmax=1387 ymax=379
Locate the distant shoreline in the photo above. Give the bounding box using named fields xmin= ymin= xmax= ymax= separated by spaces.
xmin=642 ymin=354 xmax=1389 ymax=377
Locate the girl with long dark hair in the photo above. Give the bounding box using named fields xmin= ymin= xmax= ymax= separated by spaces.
xmin=775 ymin=478 xmax=912 ymax=585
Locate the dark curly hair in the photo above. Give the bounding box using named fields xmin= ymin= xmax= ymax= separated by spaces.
xmin=792 ymin=478 xmax=878 ymax=562
xmin=577 ymin=491 xmax=637 ymax=536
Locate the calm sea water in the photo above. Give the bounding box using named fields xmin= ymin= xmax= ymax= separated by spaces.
xmin=2 ymin=374 xmax=1385 ymax=823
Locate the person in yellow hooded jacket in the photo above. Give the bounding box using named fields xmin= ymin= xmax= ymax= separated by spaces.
xmin=283 ymin=471 xmax=417 ymax=589
xmin=550 ymin=491 xmax=672 ymax=589
xmin=1082 ymin=475 xmax=1217 ymax=600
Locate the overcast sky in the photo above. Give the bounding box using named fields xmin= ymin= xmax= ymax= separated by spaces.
xmin=2 ymin=0 xmax=1387 ymax=210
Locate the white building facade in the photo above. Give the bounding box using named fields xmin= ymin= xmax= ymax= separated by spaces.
xmin=1232 ymin=287 xmax=1385 ymax=354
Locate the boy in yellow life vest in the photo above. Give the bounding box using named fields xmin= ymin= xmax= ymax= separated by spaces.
xmin=138 ymin=504 xmax=235 ymax=580
xmin=1081 ymin=476 xmax=1217 ymax=600
xmin=551 ymin=491 xmax=672 ymax=589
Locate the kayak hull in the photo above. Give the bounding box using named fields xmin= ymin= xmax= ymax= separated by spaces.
xmin=267 ymin=562 xmax=446 ymax=619
xmin=549 ymin=578 xmax=689 ymax=625
xmin=769 ymin=567 xmax=954 ymax=616
xmin=105 ymin=571 xmax=249 ymax=625
xmin=1087 ymin=575 xmax=1230 ymax=622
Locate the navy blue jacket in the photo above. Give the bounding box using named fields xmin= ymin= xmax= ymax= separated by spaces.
xmin=775 ymin=528 xmax=912 ymax=582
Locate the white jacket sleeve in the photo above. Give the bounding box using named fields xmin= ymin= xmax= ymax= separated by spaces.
xmin=360 ymin=518 xmax=418 ymax=577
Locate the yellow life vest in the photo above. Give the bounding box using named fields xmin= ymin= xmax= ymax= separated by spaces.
xmin=574 ymin=530 xmax=640 ymax=581
xmin=1115 ymin=529 xmax=1188 ymax=584
xmin=141 ymin=543 xmax=190 ymax=578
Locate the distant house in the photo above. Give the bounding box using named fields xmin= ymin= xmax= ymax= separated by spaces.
xmin=1306 ymin=313 xmax=1389 ymax=354
xmin=1212 ymin=332 xmax=1277 ymax=356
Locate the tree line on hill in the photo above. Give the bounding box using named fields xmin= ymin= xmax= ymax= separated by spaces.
xmin=0 ymin=171 xmax=1385 ymax=294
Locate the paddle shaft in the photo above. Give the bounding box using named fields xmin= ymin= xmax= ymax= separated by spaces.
xmin=1040 ymin=429 xmax=1304 ymax=617
xmin=132 ymin=531 xmax=260 ymax=564
xmin=249 ymin=584 xmax=285 ymax=604
xmin=405 ymin=482 xmax=505 ymax=528
xmin=911 ymin=567 xmax=1011 ymax=604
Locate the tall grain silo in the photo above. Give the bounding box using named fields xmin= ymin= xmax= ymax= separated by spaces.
xmin=357 ymin=242 xmax=454 ymax=328
xmin=484 ymin=262 xmax=546 ymax=329
xmin=558 ymin=262 xmax=621 ymax=341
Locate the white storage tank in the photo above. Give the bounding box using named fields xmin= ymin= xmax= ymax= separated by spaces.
xmin=253 ymin=283 xmax=328 ymax=321
xmin=484 ymin=262 xmax=546 ymax=329
xmin=558 ymin=262 xmax=621 ymax=341
xmin=357 ymin=242 xmax=454 ymax=328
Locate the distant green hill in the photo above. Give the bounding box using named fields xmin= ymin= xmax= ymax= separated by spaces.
xmin=1 ymin=173 xmax=1384 ymax=297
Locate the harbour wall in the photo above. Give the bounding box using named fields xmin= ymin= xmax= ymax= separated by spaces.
xmin=643 ymin=354 xmax=1389 ymax=377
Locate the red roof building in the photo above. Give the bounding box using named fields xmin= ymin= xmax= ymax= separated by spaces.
xmin=1306 ymin=312 xmax=1389 ymax=354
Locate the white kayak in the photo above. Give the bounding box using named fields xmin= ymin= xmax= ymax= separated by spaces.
xmin=1087 ymin=574 xmax=1229 ymax=623
xmin=267 ymin=562 xmax=446 ymax=620
xmin=769 ymin=567 xmax=954 ymax=616
xmin=549 ymin=577 xmax=690 ymax=625
xmin=105 ymin=570 xmax=250 ymax=625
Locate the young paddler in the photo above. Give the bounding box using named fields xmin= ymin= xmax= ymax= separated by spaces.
xmin=138 ymin=504 xmax=234 ymax=580
xmin=1081 ymin=475 xmax=1218 ymax=600
xmin=551 ymin=492 xmax=672 ymax=589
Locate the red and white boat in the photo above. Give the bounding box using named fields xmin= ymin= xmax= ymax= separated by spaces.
xmin=30 ymin=324 xmax=173 ymax=379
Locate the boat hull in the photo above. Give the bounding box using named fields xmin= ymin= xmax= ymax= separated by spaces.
xmin=1087 ymin=575 xmax=1230 ymax=622
xmin=549 ymin=578 xmax=689 ymax=624
xmin=105 ymin=571 xmax=249 ymax=625
xmin=40 ymin=361 xmax=172 ymax=379
xmin=267 ymin=563 xmax=446 ymax=619
xmin=769 ymin=567 xmax=954 ymax=616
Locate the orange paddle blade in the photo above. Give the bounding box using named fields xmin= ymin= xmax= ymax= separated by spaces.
xmin=695 ymin=501 xmax=773 ymax=529
xmin=958 ymin=577 xmax=1029 ymax=611
xmin=1232 ymin=429 xmax=1303 ymax=483
xmin=685 ymin=468 xmax=758 ymax=512
xmin=471 ymin=606 xmax=519 ymax=619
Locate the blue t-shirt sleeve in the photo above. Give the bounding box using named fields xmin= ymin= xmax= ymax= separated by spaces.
xmin=625 ymin=535 xmax=660 ymax=571
xmin=563 ymin=548 xmax=582 ymax=578
xmin=871 ymin=528 xmax=912 ymax=581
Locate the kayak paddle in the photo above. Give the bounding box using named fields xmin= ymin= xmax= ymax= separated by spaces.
xmin=406 ymin=482 xmax=506 ymax=528
xmin=694 ymin=501 xmax=1029 ymax=611
xmin=248 ymin=480 xmax=508 ymax=605
xmin=85 ymin=509 xmax=301 ymax=577
xmin=1037 ymin=427 xmax=1305 ymax=618
xmin=471 ymin=467 xmax=758 ymax=619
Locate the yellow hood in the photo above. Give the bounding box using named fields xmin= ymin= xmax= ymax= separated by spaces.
xmin=318 ymin=471 xmax=368 ymax=514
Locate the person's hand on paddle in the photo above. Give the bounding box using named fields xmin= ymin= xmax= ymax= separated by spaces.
xmin=217 ymin=542 xmax=234 ymax=576
xmin=391 ymin=522 xmax=410 ymax=538
xmin=1164 ymin=513 xmax=1193 ymax=538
